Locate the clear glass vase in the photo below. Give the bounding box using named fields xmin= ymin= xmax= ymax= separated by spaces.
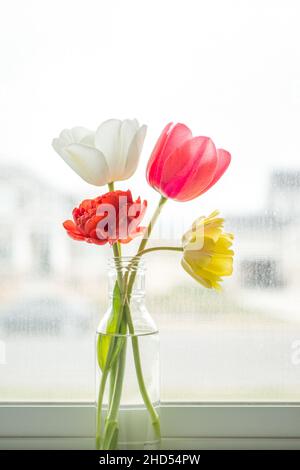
xmin=96 ymin=257 xmax=161 ymax=450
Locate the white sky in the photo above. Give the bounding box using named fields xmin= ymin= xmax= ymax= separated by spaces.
xmin=1 ymin=0 xmax=300 ymax=224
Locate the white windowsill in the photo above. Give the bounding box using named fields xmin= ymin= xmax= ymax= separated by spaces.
xmin=1 ymin=402 xmax=300 ymax=450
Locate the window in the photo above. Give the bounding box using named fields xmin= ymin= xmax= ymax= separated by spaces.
xmin=31 ymin=233 xmax=51 ymax=275
xmin=240 ymin=259 xmax=284 ymax=289
xmin=1 ymin=0 xmax=300 ymax=410
xmin=0 ymin=231 xmax=12 ymax=266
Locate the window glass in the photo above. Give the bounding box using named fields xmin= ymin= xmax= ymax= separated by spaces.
xmin=1 ymin=0 xmax=300 ymax=402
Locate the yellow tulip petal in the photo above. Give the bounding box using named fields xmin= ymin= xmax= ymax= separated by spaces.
xmin=214 ymin=236 xmax=234 ymax=256
xmin=181 ymin=211 xmax=234 ymax=291
xmin=205 ymin=255 xmax=233 ymax=276
xmin=181 ymin=258 xmax=213 ymax=289
xmin=184 ymin=250 xmax=212 ymax=268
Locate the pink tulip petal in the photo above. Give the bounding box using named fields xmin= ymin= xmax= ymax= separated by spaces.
xmin=146 ymin=122 xmax=192 ymax=190
xmin=161 ymin=123 xmax=192 ymax=163
xmin=160 ymin=137 xmax=218 ymax=201
xmin=146 ymin=122 xmax=173 ymax=188
xmin=199 ymin=148 xmax=231 ymax=195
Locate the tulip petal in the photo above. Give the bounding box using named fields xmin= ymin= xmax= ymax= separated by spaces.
xmin=94 ymin=119 xmax=122 ymax=176
xmin=161 ymin=123 xmax=192 ymax=163
xmin=70 ymin=127 xmax=94 ymax=143
xmin=204 ymin=255 xmax=233 ymax=276
xmin=66 ymin=231 xmax=86 ymax=241
xmin=87 ymin=237 xmax=107 ymax=246
xmin=146 ymin=122 xmax=172 ymax=187
xmin=95 ymin=119 xmax=140 ymax=181
xmin=122 ymin=125 xmax=147 ymax=180
xmin=120 ymin=119 xmax=140 ymax=156
xmin=181 ymin=211 xmax=234 ymax=290
xmin=117 ymin=119 xmax=141 ymax=179
xmin=184 ymin=257 xmax=224 ymax=290
xmin=181 ymin=257 xmax=212 ymax=289
xmin=80 ymin=132 xmax=96 ymax=146
xmin=197 ymin=266 xmax=223 ymax=290
xmin=200 ymin=149 xmax=231 ymax=195
xmin=53 ymin=119 xmax=144 ymax=186
xmin=63 ymin=220 xmax=77 ymax=232
xmin=214 ymin=235 xmax=234 ymax=255
xmin=63 ymin=220 xmax=86 ymax=241
xmin=184 ymin=249 xmax=212 ymax=268
xmin=57 ymin=127 xmax=94 ymax=146
xmin=64 ymin=143 xmax=109 ymax=186
xmin=147 ymin=123 xmax=192 ymax=190
xmin=161 ymin=137 xmax=218 ymax=201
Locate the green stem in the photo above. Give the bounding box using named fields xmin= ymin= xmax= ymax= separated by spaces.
xmin=137 ymin=246 xmax=183 ymax=256
xmin=98 ymin=193 xmax=167 ymax=449
xmin=95 ymin=367 xmax=108 ymax=449
xmin=124 ymin=305 xmax=161 ymax=437
xmin=96 ymin=256 xmax=123 ymax=448
xmin=138 ymin=196 xmax=168 ymax=252
xmin=96 ymin=181 xmax=125 ymax=449
xmin=109 ymin=341 xmax=127 ymax=420
xmin=127 ymin=196 xmax=167 ymax=295
xmin=102 ymin=243 xmax=126 ymax=448
xmin=122 ymin=195 xmax=167 ymax=440
xmin=100 ymin=183 xmax=128 ymax=448
xmin=102 ymin=340 xmax=127 ymax=449
xmin=109 ymin=362 xmax=117 ymax=406
xmin=107 ymin=183 xmax=123 ymax=413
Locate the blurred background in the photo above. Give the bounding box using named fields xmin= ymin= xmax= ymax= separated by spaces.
xmin=1 ymin=0 xmax=300 ymax=402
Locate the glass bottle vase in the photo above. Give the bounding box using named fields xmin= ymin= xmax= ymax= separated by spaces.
xmin=96 ymin=257 xmax=161 ymax=450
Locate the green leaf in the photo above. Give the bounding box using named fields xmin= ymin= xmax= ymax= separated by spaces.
xmin=97 ymin=282 xmax=126 ymax=372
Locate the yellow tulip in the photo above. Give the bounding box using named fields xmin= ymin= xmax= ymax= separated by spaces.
xmin=181 ymin=210 xmax=234 ymax=291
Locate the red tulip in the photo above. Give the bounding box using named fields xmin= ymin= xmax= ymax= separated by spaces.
xmin=146 ymin=122 xmax=231 ymax=202
xmin=63 ymin=190 xmax=147 ymax=246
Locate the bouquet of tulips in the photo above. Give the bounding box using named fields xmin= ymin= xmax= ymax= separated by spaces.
xmin=52 ymin=119 xmax=234 ymax=449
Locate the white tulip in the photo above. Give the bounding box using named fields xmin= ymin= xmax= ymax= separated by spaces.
xmin=52 ymin=119 xmax=147 ymax=186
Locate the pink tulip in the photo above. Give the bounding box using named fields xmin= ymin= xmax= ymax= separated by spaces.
xmin=146 ymin=122 xmax=231 ymax=202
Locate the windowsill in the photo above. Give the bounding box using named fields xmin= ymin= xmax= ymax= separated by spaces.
xmin=1 ymin=402 xmax=300 ymax=449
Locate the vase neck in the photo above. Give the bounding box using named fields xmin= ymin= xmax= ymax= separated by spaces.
xmin=98 ymin=256 xmax=157 ymax=335
xmin=108 ymin=256 xmax=145 ymax=300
